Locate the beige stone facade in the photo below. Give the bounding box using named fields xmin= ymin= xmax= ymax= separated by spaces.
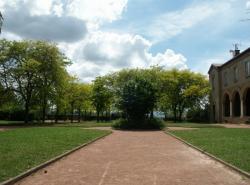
xmin=208 ymin=48 xmax=250 ymax=123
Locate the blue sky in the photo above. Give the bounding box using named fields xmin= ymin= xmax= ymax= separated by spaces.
xmin=104 ymin=0 xmax=250 ymax=73
xmin=1 ymin=0 xmax=250 ymax=81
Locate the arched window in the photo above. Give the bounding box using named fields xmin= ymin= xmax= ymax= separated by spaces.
xmin=233 ymin=92 xmax=241 ymax=117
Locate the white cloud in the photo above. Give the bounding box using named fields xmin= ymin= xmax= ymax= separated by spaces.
xmin=1 ymin=0 xmax=87 ymax=42
xmin=81 ymin=31 xmax=151 ymax=68
xmin=66 ymin=0 xmax=128 ymax=29
xmin=0 ymin=0 xmax=188 ymax=82
xmin=0 ymin=0 xmax=128 ymax=41
xmin=67 ymin=31 xmax=188 ymax=82
xmin=147 ymin=1 xmax=230 ymax=42
xmin=247 ymin=1 xmax=250 ymax=9
xmin=149 ymin=50 xmax=187 ymax=70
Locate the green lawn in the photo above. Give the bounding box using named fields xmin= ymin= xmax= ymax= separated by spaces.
xmin=0 ymin=127 xmax=111 ymax=183
xmin=56 ymin=121 xmax=114 ymax=128
xmin=0 ymin=120 xmax=114 ymax=127
xmin=165 ymin=122 xmax=224 ymax=128
xmin=170 ymin=128 xmax=250 ymax=173
xmin=0 ymin=120 xmax=24 ymax=125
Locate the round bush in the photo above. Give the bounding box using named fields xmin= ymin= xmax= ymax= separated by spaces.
xmin=112 ymin=118 xmax=165 ymax=130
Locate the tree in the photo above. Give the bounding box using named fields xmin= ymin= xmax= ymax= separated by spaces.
xmin=118 ymin=75 xmax=156 ymax=124
xmin=159 ymin=69 xmax=209 ymax=122
xmin=0 ymin=83 xmax=19 ymax=113
xmin=64 ymin=77 xmax=79 ymax=123
xmin=0 ymin=40 xmax=70 ymax=123
xmin=33 ymin=41 xmax=70 ymax=123
xmin=92 ymin=77 xmax=112 ymax=122
xmin=52 ymin=71 xmax=71 ymax=123
xmin=75 ymin=83 xmax=92 ymax=122
xmin=0 ymin=40 xmax=42 ymax=123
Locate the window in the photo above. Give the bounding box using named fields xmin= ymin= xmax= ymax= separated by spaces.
xmin=224 ymin=72 xmax=228 ymax=86
xmin=233 ymin=67 xmax=239 ymax=82
xmin=246 ymin=61 xmax=250 ymax=77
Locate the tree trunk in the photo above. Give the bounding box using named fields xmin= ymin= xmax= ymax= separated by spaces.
xmin=55 ymin=106 xmax=59 ymax=123
xmin=178 ymin=105 xmax=185 ymax=122
xmin=64 ymin=110 xmax=67 ymax=122
xmin=173 ymin=107 xmax=177 ymax=123
xmin=78 ymin=107 xmax=81 ymax=123
xmin=164 ymin=112 xmax=167 ymax=121
xmin=178 ymin=111 xmax=182 ymax=121
xmin=24 ymin=101 xmax=30 ymax=124
xmin=42 ymin=98 xmax=47 ymax=124
xmin=106 ymin=111 xmax=108 ymax=121
xmin=71 ymin=102 xmax=74 ymax=123
xmin=84 ymin=110 xmax=87 ymax=121
xmin=97 ymin=111 xmax=100 ymax=122
xmin=150 ymin=110 xmax=154 ymax=119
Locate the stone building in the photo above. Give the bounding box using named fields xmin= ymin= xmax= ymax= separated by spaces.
xmin=208 ymin=47 xmax=250 ymax=123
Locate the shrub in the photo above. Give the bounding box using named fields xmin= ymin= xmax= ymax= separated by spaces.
xmin=246 ymin=119 xmax=250 ymax=124
xmin=112 ymin=118 xmax=165 ymax=130
xmin=118 ymin=76 xmax=156 ymax=125
xmin=186 ymin=105 xmax=210 ymax=123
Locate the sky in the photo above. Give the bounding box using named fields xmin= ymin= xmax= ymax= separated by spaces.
xmin=0 ymin=0 xmax=250 ymax=82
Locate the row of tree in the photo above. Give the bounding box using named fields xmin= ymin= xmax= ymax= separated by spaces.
xmin=0 ymin=39 xmax=210 ymax=124
xmin=0 ymin=39 xmax=93 ymax=123
xmin=91 ymin=67 xmax=210 ymax=122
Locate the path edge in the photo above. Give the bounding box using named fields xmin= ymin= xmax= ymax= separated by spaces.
xmin=1 ymin=131 xmax=112 ymax=185
xmin=166 ymin=130 xmax=250 ymax=179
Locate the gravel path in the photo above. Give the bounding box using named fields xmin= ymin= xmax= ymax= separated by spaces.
xmin=166 ymin=127 xmax=199 ymax=131
xmin=15 ymin=130 xmax=249 ymax=185
xmin=218 ymin=124 xmax=250 ymax=128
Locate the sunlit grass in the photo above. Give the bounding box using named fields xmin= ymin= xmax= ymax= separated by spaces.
xmin=0 ymin=127 xmax=110 ymax=183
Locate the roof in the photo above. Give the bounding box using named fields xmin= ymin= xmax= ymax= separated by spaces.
xmin=208 ymin=47 xmax=250 ymax=74
xmin=208 ymin=63 xmax=222 ymax=74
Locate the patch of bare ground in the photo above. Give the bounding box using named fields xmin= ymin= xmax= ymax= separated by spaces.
xmin=215 ymin=124 xmax=250 ymax=128
xmin=167 ymin=127 xmax=199 ymax=131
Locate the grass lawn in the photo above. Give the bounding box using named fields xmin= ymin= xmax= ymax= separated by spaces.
xmin=0 ymin=120 xmax=24 ymax=125
xmin=165 ymin=122 xmax=224 ymax=128
xmin=0 ymin=127 xmax=111 ymax=183
xmin=56 ymin=121 xmax=114 ymax=128
xmin=0 ymin=120 xmax=114 ymax=128
xmin=170 ymin=128 xmax=250 ymax=173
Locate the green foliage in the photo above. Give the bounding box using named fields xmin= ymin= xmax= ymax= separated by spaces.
xmin=159 ymin=69 xmax=210 ymax=121
xmin=0 ymin=38 xmax=210 ymax=124
xmin=113 ymin=118 xmax=165 ymax=130
xmin=92 ymin=77 xmax=113 ymax=121
xmin=0 ymin=40 xmax=70 ymax=123
xmin=118 ymin=76 xmax=156 ymax=122
xmin=65 ymin=78 xmax=93 ymax=122
xmin=186 ymin=104 xmax=210 ymax=123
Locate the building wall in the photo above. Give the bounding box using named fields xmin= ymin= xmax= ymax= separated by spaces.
xmin=210 ymin=68 xmax=222 ymax=122
xmin=209 ymin=51 xmax=250 ymax=123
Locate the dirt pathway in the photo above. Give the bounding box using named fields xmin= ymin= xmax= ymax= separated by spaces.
xmin=15 ymin=130 xmax=249 ymax=185
xmin=217 ymin=124 xmax=250 ymax=128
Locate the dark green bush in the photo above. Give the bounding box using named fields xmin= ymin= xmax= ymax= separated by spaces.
xmin=112 ymin=118 xmax=165 ymax=130
xmin=186 ymin=105 xmax=210 ymax=123
xmin=246 ymin=119 xmax=250 ymax=124
xmin=117 ymin=76 xmax=157 ymax=129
